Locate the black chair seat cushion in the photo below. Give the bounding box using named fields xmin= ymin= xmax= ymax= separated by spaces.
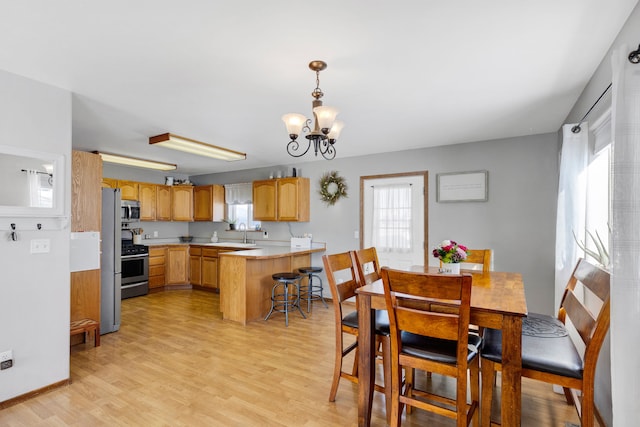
xmin=481 ymin=312 xmax=583 ymax=379
xmin=343 ymin=310 xmax=390 ymax=335
xmin=400 ymin=332 xmax=482 ymax=364
xmin=272 ymin=272 xmax=302 ymax=281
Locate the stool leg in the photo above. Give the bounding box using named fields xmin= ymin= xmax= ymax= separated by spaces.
xmin=313 ymin=274 xmax=328 ymax=308
xmin=295 ymin=280 xmax=306 ymax=319
xmin=265 ymin=282 xmax=277 ymax=321
xmin=284 ymin=282 xmax=289 ymax=326
xmin=306 ymin=273 xmax=312 ymax=313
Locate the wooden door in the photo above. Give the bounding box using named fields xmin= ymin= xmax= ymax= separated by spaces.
xmin=139 ymin=183 xmax=157 ymax=221
xmin=149 ymin=247 xmax=166 ymax=289
xmin=253 ymin=180 xmax=277 ymax=221
xmin=194 ymin=186 xmax=213 ymax=221
xmin=171 ymin=186 xmax=194 ymax=221
xmin=156 ymin=185 xmax=172 ymax=221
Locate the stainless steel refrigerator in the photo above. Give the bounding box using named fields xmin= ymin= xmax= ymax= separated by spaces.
xmin=101 ymin=187 xmax=122 ymax=334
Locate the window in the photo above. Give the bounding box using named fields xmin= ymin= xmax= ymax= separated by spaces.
xmin=371 ymin=183 xmax=413 ymax=253
xmin=227 ymin=204 xmax=260 ymax=229
xmin=224 ymin=182 xmax=259 ymax=229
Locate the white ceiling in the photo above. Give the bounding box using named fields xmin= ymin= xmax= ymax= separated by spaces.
xmin=1 ymin=1 xmax=637 ymax=175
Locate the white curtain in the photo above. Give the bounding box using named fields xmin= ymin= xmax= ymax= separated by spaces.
xmin=224 ymin=182 xmax=252 ymax=205
xmin=27 ymin=169 xmax=40 ymax=207
xmin=610 ymin=44 xmax=640 ymax=426
xmin=554 ymin=124 xmax=588 ymax=309
xmin=371 ymin=183 xmax=412 ymax=253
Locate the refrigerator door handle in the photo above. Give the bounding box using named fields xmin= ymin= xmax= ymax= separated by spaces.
xmin=114 ymin=272 xmax=122 ymax=330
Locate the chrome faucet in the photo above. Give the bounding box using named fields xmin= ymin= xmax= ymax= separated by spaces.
xmin=238 ymin=223 xmax=248 ymax=243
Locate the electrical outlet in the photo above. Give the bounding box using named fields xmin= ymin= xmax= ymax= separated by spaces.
xmin=30 ymin=239 xmax=50 ymax=253
xmin=153 ymin=231 xmax=159 ymax=237
xmin=0 ymin=350 xmax=13 ymax=370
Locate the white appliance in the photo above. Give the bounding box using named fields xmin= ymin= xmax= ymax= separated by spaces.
xmin=101 ymin=188 xmax=122 ymax=334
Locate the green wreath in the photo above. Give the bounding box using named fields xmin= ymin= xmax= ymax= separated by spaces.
xmin=319 ymin=171 xmax=348 ymax=206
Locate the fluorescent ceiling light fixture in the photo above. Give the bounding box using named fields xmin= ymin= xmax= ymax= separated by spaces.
xmin=95 ymin=151 xmax=177 ymax=171
xmin=149 ymin=133 xmax=246 ymax=161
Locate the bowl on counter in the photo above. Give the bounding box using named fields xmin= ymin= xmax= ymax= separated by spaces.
xmin=179 ymin=236 xmax=194 ymax=243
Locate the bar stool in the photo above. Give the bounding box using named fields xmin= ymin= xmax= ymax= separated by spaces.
xmin=298 ymin=266 xmax=328 ymax=313
xmin=265 ymin=272 xmax=306 ymax=326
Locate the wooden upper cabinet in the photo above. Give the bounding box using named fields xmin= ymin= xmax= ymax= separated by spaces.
xmin=72 ymin=151 xmax=103 ymax=232
xmin=253 ymin=178 xmax=309 ymax=222
xmin=102 ymin=177 xmax=117 ymax=189
xmin=194 ymin=185 xmax=225 ymax=222
xmin=171 ymin=186 xmax=194 ymax=221
xmin=278 ymin=178 xmax=309 ymax=221
xmin=156 ymin=185 xmax=172 ymax=221
xmin=117 ymin=180 xmax=139 ymax=200
xmin=253 ymin=180 xmax=277 ymax=221
xmin=139 ymin=183 xmax=157 ymax=221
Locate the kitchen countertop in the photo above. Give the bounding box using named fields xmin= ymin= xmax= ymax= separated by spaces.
xmin=218 ymin=244 xmax=325 ymax=259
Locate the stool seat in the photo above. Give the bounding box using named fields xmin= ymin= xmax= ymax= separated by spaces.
xmin=298 ymin=266 xmax=323 ymax=274
xmin=265 ymin=272 xmax=305 ymax=326
xmin=272 ymin=272 xmax=302 ymax=281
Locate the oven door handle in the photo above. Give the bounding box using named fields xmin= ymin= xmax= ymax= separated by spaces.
xmin=121 ymin=254 xmax=149 ymax=259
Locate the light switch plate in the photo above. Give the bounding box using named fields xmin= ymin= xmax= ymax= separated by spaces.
xmin=30 ymin=239 xmax=50 ymax=254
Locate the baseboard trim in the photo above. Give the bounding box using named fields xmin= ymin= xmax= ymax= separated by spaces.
xmin=0 ymin=379 xmax=69 ymax=410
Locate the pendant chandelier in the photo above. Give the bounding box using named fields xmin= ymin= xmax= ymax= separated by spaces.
xmin=282 ymin=60 xmax=344 ymax=160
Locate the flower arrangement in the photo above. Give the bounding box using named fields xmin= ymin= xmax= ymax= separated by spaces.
xmin=432 ymin=240 xmax=468 ymax=264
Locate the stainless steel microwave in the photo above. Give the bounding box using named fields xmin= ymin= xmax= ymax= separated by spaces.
xmin=121 ymin=200 xmax=141 ymax=224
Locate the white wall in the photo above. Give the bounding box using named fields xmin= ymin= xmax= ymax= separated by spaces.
xmin=190 ymin=132 xmax=560 ymax=315
xmin=0 ymin=70 xmax=71 ymax=402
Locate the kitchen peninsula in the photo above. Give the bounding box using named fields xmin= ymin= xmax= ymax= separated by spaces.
xmin=219 ymin=244 xmax=326 ymax=325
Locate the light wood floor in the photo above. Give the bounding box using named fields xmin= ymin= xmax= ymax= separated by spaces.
xmin=1 ymin=290 xmax=580 ymax=426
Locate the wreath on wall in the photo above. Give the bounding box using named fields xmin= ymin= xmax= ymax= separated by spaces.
xmin=319 ymin=171 xmax=348 ymax=206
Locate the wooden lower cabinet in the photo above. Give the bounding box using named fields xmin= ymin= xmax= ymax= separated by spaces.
xmin=201 ymin=248 xmax=219 ymax=289
xmin=149 ymin=246 xmax=167 ymax=289
xmin=189 ymin=247 xmax=202 ymax=286
xmin=167 ymin=245 xmax=189 ymax=285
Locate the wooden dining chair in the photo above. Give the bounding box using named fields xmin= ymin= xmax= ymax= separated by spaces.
xmin=461 ymin=249 xmax=492 ymax=272
xmin=322 ymin=251 xmax=392 ymax=416
xmin=354 ymin=246 xmax=382 ymax=286
xmin=380 ymin=267 xmax=480 ymax=427
xmin=480 ymin=258 xmax=610 ymax=427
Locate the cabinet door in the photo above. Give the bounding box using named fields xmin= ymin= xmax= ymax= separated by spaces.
xmin=171 ymin=186 xmax=194 ymax=221
xmin=72 ymin=151 xmax=102 ymax=232
xmin=190 ymin=255 xmax=202 ymax=285
xmin=253 ymin=180 xmax=277 ymax=221
xmin=118 ymin=180 xmax=139 ymax=200
xmin=139 ymin=183 xmax=157 ymax=221
xmin=102 ymin=177 xmax=117 ymax=188
xmin=202 ymin=256 xmax=218 ymax=289
xmin=193 ymin=186 xmax=212 ymax=221
xmin=149 ymin=247 xmax=166 ymax=289
xmin=278 ymin=178 xmax=310 ymax=221
xmin=167 ymin=246 xmax=189 ymax=284
xmin=194 ymin=185 xmax=226 ymax=222
xmin=156 ymin=185 xmax=172 ymax=221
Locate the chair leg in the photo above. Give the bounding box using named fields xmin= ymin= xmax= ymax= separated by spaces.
xmin=380 ymin=335 xmax=392 ymax=423
xmin=405 ymin=367 xmax=414 ymax=415
xmin=329 ymin=332 xmax=344 ymax=402
xmin=562 ymin=386 xmax=575 ymax=405
xmin=469 ymin=356 xmax=480 ymax=427
xmin=390 ymin=362 xmax=403 ymax=427
xmin=480 ymin=358 xmax=496 ymax=427
xmin=580 ymin=386 xmax=595 ymax=427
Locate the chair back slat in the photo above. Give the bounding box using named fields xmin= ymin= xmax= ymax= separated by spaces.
xmin=572 ymin=258 xmax=610 ymax=301
xmin=562 ymin=291 xmax=597 ymax=345
xmin=354 ymin=247 xmax=382 ymax=286
xmin=397 ymin=308 xmax=460 ymax=341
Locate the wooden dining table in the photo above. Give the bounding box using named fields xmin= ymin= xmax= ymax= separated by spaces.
xmin=355 ymin=266 xmax=528 ymax=426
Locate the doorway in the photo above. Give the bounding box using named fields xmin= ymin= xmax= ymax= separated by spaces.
xmin=360 ymin=171 xmax=428 ymax=269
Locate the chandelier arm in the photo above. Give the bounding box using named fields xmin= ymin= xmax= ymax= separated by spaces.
xmin=319 ymin=140 xmax=336 ymax=160
xmin=287 ymin=139 xmax=312 ymax=158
